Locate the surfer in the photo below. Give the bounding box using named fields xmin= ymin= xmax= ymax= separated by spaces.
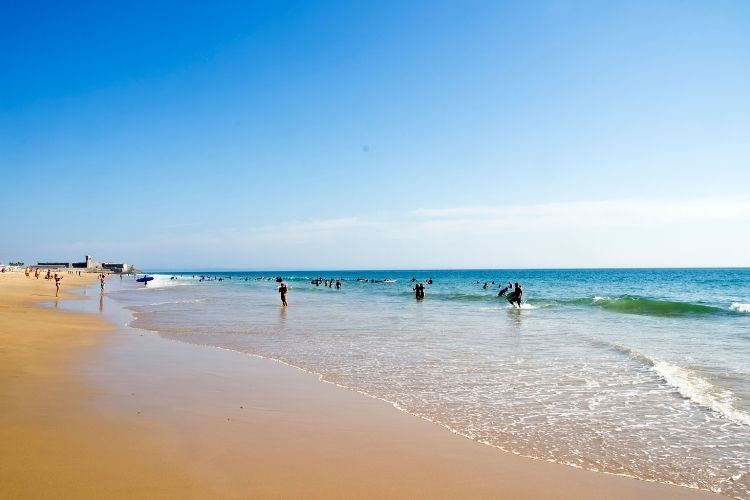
xmin=508 ymin=282 xmax=523 ymax=308
xmin=278 ymin=281 xmax=288 ymax=307
xmin=498 ymin=282 xmax=512 ymax=298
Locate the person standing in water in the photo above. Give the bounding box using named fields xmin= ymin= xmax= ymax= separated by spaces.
xmin=100 ymin=274 xmax=106 ymax=292
xmin=279 ymin=281 xmax=289 ymax=307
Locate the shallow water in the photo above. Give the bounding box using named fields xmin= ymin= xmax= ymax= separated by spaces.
xmin=109 ymin=269 xmax=750 ymax=497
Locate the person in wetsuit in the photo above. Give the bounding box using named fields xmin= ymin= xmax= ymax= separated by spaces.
xmin=279 ymin=282 xmax=288 ymax=307
xmin=508 ymin=282 xmax=523 ymax=308
xmin=498 ymin=282 xmax=512 ymax=298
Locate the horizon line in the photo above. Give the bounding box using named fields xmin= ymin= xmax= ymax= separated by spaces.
xmin=145 ymin=266 xmax=750 ymax=273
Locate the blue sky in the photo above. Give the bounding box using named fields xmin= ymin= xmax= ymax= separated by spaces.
xmin=2 ymin=1 xmax=749 ymax=269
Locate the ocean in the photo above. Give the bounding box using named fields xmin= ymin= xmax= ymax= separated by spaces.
xmin=106 ymin=268 xmax=749 ymax=497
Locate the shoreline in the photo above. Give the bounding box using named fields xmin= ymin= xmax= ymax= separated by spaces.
xmin=1 ymin=272 xmax=723 ymax=498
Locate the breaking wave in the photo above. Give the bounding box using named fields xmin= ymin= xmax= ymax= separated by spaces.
xmin=612 ymin=344 xmax=750 ymax=427
xmin=571 ymin=296 xmax=724 ymax=317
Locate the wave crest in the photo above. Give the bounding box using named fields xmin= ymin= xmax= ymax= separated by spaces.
xmin=612 ymin=344 xmax=750 ymax=427
xmin=574 ymin=295 xmax=723 ymax=317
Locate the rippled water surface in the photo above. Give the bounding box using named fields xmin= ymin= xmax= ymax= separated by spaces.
xmin=110 ymin=269 xmax=749 ymax=497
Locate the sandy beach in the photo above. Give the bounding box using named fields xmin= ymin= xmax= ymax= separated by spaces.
xmin=0 ymin=271 xmax=722 ymax=499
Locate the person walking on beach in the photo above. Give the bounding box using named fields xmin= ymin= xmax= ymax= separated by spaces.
xmin=100 ymin=274 xmax=106 ymax=292
xmin=278 ymin=281 xmax=288 ymax=307
xmin=54 ymin=273 xmax=63 ymax=297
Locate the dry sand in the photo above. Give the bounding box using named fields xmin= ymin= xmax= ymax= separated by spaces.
xmin=0 ymin=271 xmax=721 ymax=499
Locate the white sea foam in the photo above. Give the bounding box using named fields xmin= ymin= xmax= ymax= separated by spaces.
xmin=730 ymin=302 xmax=750 ymax=313
xmin=650 ymin=358 xmax=750 ymax=428
xmin=138 ymin=274 xmax=192 ymax=289
xmin=147 ymin=299 xmax=208 ymax=307
xmin=592 ymin=296 xmax=610 ymax=303
xmin=505 ymin=303 xmax=538 ymax=310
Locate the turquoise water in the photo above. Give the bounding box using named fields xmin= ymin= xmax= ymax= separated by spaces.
xmin=110 ymin=268 xmax=749 ymax=497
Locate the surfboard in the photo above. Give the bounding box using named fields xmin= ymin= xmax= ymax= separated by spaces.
xmin=136 ymin=276 xmax=154 ymax=283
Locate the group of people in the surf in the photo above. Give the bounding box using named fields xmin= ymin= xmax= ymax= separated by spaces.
xmin=266 ymin=275 xmax=522 ymax=308
xmin=311 ymin=277 xmax=342 ymax=289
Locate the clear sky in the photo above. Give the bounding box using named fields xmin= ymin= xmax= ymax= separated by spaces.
xmin=2 ymin=1 xmax=749 ymax=269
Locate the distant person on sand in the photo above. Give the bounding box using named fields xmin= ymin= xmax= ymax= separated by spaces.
xmin=508 ymin=282 xmax=523 ymax=308
xmin=100 ymin=274 xmax=106 ymax=292
xmin=34 ymin=269 xmax=40 ymax=279
xmin=54 ymin=273 xmax=63 ymax=297
xmin=278 ymin=282 xmax=288 ymax=307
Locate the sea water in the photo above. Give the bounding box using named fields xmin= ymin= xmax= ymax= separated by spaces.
xmin=107 ymin=268 xmax=750 ymax=497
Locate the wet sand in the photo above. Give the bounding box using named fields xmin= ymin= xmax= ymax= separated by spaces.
xmin=0 ymin=271 xmax=721 ymax=498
